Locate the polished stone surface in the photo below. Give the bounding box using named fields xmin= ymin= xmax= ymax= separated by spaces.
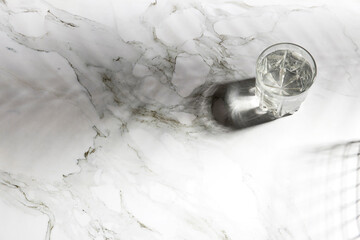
xmin=1 ymin=0 xmax=360 ymax=239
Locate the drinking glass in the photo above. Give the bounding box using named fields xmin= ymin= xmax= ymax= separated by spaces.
xmin=255 ymin=43 xmax=317 ymax=117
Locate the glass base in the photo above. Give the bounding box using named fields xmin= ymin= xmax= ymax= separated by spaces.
xmin=256 ymin=86 xmax=303 ymax=118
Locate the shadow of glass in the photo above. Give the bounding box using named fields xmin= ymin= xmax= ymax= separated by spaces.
xmin=211 ymin=78 xmax=276 ymax=130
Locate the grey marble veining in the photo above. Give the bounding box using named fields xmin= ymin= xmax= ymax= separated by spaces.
xmin=0 ymin=0 xmax=360 ymax=239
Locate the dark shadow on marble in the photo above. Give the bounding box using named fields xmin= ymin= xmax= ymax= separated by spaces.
xmin=210 ymin=78 xmax=276 ymax=130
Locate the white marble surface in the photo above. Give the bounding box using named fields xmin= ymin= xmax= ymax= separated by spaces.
xmin=1 ymin=0 xmax=360 ymax=239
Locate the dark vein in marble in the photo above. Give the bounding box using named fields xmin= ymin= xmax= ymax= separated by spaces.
xmin=0 ymin=172 xmax=55 ymax=240
xmin=119 ymin=191 xmax=157 ymax=233
xmin=47 ymin=10 xmax=78 ymax=28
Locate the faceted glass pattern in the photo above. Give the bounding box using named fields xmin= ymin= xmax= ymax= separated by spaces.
xmin=256 ymin=43 xmax=316 ymax=117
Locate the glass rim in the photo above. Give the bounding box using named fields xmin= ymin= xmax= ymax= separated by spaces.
xmin=257 ymin=42 xmax=317 ymax=79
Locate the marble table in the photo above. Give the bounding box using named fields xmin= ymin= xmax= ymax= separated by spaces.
xmin=1 ymin=0 xmax=360 ymax=239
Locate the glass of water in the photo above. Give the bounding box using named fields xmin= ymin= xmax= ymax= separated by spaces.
xmin=255 ymin=43 xmax=317 ymax=118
